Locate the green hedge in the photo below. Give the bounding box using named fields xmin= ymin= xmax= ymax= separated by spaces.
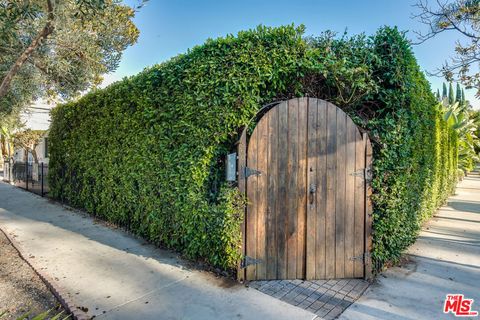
xmin=49 ymin=25 xmax=458 ymax=272
xmin=361 ymin=28 xmax=458 ymax=267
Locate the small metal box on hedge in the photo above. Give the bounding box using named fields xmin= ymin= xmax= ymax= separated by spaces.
xmin=226 ymin=152 xmax=237 ymax=182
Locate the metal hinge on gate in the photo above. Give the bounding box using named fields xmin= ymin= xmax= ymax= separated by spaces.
xmin=349 ymin=252 xmax=371 ymax=263
xmin=244 ymin=166 xmax=262 ymax=179
xmin=350 ymin=166 xmax=372 ymax=182
xmin=240 ymin=256 xmax=263 ymax=269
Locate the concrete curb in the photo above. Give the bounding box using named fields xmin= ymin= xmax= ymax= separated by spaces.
xmin=0 ymin=227 xmax=91 ymax=320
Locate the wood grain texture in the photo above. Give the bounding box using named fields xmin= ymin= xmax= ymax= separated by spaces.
xmin=296 ymin=98 xmax=308 ymax=279
xmin=315 ymin=98 xmax=327 ymax=280
xmin=325 ymin=103 xmax=337 ymax=279
xmin=237 ymin=129 xmax=247 ymax=282
xmin=335 ymin=110 xmax=346 ymax=278
xmin=287 ymin=99 xmax=299 ymax=279
xmin=246 ymin=126 xmax=258 ymax=280
xmin=277 ymin=101 xmax=289 ymax=279
xmin=353 ymin=130 xmax=365 ymax=278
xmin=305 ymin=98 xmax=318 ymax=280
xmin=266 ymin=106 xmax=278 ymax=280
xmin=241 ymin=98 xmax=371 ymax=281
xmin=364 ymin=134 xmax=373 ymax=280
xmin=344 ymin=120 xmax=356 ymax=277
xmin=256 ymin=115 xmax=268 ymax=280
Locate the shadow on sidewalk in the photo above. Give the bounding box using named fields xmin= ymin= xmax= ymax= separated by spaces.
xmin=447 ymin=198 xmax=480 ymax=214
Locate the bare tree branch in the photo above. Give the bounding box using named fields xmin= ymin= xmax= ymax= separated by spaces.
xmin=414 ymin=0 xmax=480 ymax=96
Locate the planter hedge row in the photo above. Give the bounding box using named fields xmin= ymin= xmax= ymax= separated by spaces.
xmin=48 ymin=25 xmax=458 ymax=271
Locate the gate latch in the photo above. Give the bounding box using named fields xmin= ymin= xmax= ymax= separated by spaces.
xmin=240 ymin=256 xmax=263 ymax=269
xmin=244 ymin=167 xmax=262 ymax=179
xmin=350 ymin=166 xmax=372 ymax=182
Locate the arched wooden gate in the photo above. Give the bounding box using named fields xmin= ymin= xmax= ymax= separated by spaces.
xmin=237 ymin=98 xmax=372 ymax=282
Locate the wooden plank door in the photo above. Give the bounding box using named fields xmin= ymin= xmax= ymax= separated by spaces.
xmin=241 ymin=98 xmax=371 ymax=281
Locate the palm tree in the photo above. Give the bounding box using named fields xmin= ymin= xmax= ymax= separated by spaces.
xmin=443 ymin=100 xmax=480 ymax=173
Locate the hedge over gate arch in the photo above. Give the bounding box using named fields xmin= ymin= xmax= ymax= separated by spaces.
xmin=49 ymin=25 xmax=457 ymax=272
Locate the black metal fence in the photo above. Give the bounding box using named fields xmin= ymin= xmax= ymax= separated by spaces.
xmin=2 ymin=161 xmax=49 ymax=197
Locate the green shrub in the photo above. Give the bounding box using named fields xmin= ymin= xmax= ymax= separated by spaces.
xmin=49 ymin=25 xmax=308 ymax=270
xmin=360 ymin=28 xmax=458 ymax=267
xmin=49 ymin=25 xmax=458 ymax=272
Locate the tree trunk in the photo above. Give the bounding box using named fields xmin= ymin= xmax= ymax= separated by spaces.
xmin=0 ymin=136 xmax=6 ymax=159
xmin=7 ymin=138 xmax=12 ymax=161
xmin=0 ymin=0 xmax=55 ymax=99
xmin=31 ymin=145 xmax=39 ymax=164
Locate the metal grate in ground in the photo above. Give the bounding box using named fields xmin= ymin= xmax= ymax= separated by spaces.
xmin=248 ymin=279 xmax=369 ymax=319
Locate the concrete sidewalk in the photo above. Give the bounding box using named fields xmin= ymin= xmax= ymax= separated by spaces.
xmin=340 ymin=170 xmax=480 ymax=320
xmin=0 ymin=182 xmax=316 ymax=320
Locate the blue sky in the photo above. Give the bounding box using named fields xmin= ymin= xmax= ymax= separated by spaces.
xmin=25 ymin=0 xmax=480 ymax=129
xmin=108 ymin=0 xmax=478 ymax=109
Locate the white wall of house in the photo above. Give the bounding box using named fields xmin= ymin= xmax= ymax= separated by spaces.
xmin=13 ymin=136 xmax=49 ymax=164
